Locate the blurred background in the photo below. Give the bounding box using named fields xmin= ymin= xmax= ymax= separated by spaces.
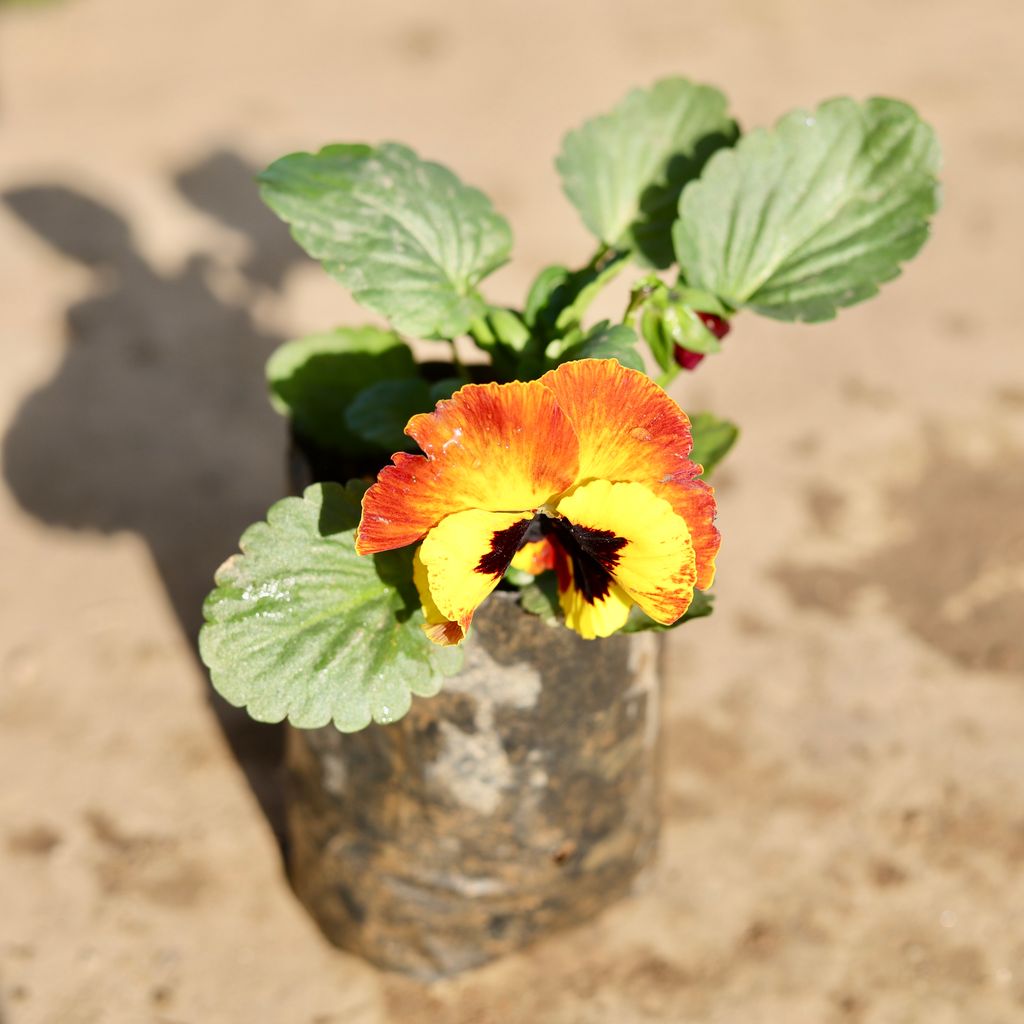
xmin=1 ymin=1 xmax=1022 ymax=1021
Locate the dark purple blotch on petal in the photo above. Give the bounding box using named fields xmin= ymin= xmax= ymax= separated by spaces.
xmin=475 ymin=518 xmax=533 ymax=577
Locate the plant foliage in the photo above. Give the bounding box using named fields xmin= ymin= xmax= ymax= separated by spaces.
xmin=200 ymin=482 xmax=461 ymax=731
xmin=260 ymin=143 xmax=513 ymax=338
xmin=674 ymin=97 xmax=940 ymax=321
xmin=201 ymin=77 xmax=940 ymax=732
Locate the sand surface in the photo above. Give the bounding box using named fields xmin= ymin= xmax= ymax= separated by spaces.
xmin=2 ymin=1 xmax=1023 ymax=1021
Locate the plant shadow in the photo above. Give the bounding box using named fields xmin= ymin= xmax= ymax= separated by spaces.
xmin=631 ymin=128 xmax=740 ymax=268
xmin=2 ymin=152 xmax=307 ymax=848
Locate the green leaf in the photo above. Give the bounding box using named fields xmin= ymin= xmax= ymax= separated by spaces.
xmin=469 ymin=306 xmax=538 ymax=377
xmin=557 ymin=78 xmax=738 ymax=267
xmin=523 ymin=252 xmax=630 ymax=342
xmin=671 ymin=286 xmax=729 ymax=319
xmin=524 ymin=264 xmax=572 ymax=328
xmin=574 ymin=324 xmax=646 ymax=371
xmin=344 ymin=376 xmax=463 ymax=452
xmin=486 ymin=308 xmax=532 ymax=352
xmin=552 ymin=252 xmax=630 ymax=332
xmin=662 ymin=304 xmax=722 ymax=355
xmin=674 ymin=97 xmax=941 ymax=322
xmin=428 ymin=377 xmax=465 ymax=404
xmin=344 ymin=379 xmax=429 ymax=453
xmin=266 ymin=326 xmax=415 ymax=454
xmin=519 ymin=572 xmax=560 ymax=625
xmin=688 ymin=413 xmax=739 ymax=477
xmin=260 ymin=143 xmax=513 ymax=338
xmin=200 ymin=482 xmax=462 ymax=732
xmin=548 ymin=321 xmax=646 ymax=373
xmin=518 ymin=254 xmax=634 ymax=379
xmin=639 ymin=306 xmax=674 ymax=374
xmin=621 ymin=589 xmax=715 ymax=633
xmin=503 ymin=567 xmax=536 ymax=589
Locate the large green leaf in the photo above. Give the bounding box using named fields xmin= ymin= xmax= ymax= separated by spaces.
xmin=266 ymin=326 xmax=415 ymax=454
xmin=260 ymin=143 xmax=513 ymax=338
xmin=200 ymin=482 xmax=462 ymax=732
xmin=557 ymin=78 xmax=738 ymax=267
xmin=674 ymin=97 xmax=941 ymax=322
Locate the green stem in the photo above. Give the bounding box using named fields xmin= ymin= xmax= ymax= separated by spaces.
xmin=590 ymin=243 xmax=616 ymax=273
xmin=447 ymin=337 xmax=468 ymax=379
xmin=656 ymin=364 xmax=682 ymax=389
xmin=623 ymin=275 xmax=662 ymax=324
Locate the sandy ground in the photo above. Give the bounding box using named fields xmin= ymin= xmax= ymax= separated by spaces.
xmin=2 ymin=0 xmax=1023 ymax=1021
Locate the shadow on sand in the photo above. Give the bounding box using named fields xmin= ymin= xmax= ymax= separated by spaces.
xmin=3 ymin=151 xmax=307 ymax=844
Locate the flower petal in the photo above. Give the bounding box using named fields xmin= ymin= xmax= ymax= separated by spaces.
xmin=413 ymin=547 xmax=465 ymax=646
xmin=418 ymin=508 xmax=535 ymax=638
xmin=356 ymin=380 xmax=579 ymax=554
xmin=540 ymin=359 xmax=695 ymax=483
xmin=510 ymin=538 xmax=556 ymax=575
xmin=555 ymin=478 xmax=697 ymax=625
xmin=540 ymin=358 xmax=719 ymax=588
xmin=649 ymin=477 xmax=719 ymax=590
xmin=553 ymin=539 xmax=634 ymax=639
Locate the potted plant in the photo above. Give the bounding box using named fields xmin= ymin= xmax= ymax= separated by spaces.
xmin=199 ymin=77 xmax=939 ymax=979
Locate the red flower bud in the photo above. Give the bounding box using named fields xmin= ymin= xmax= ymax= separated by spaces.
xmin=673 ymin=312 xmax=730 ymax=370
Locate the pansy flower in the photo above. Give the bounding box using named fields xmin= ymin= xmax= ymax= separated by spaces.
xmin=355 ymin=359 xmax=719 ymax=645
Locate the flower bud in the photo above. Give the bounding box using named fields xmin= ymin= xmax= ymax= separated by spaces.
xmin=673 ymin=312 xmax=730 ymax=370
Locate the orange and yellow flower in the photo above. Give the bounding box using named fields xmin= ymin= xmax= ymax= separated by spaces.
xmin=355 ymin=359 xmax=719 ymax=645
